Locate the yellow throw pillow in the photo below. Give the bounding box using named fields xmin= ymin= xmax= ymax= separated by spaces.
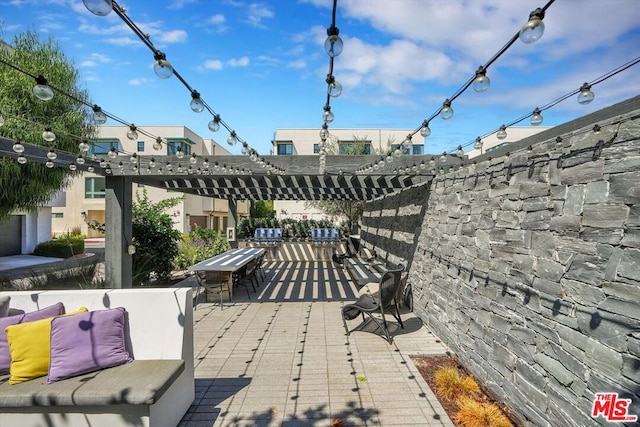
xmin=6 ymin=307 xmax=88 ymax=385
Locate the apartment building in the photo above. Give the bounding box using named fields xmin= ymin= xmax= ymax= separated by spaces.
xmin=271 ymin=128 xmax=426 ymax=221
xmin=52 ymin=125 xmax=249 ymax=238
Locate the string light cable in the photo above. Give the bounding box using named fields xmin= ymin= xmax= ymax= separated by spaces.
xmin=356 ymin=0 xmax=556 ymax=174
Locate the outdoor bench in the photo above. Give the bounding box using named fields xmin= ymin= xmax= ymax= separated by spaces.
xmin=0 ymin=288 xmax=194 ymax=427
xmin=343 ymin=247 xmax=390 ymax=287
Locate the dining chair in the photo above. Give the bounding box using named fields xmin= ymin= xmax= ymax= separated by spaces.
xmin=341 ymin=265 xmax=405 ymax=344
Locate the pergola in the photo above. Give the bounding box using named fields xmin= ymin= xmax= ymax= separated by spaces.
xmin=1 ymin=135 xmax=461 ymax=287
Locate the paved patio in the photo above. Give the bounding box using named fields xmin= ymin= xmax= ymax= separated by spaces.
xmin=178 ymin=261 xmax=455 ymax=427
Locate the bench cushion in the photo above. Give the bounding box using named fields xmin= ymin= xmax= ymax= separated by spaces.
xmin=0 ymin=359 xmax=184 ymax=407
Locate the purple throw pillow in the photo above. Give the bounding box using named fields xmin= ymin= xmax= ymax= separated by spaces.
xmin=0 ymin=302 xmax=65 ymax=375
xmin=48 ymin=307 xmax=133 ymax=383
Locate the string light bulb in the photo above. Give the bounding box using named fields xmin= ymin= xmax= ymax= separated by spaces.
xmin=227 ymin=131 xmax=238 ymax=146
xmin=190 ymin=90 xmax=205 ymax=113
xmin=12 ymin=141 xmax=25 ymax=154
xmin=153 ymin=52 xmax=173 ymax=79
xmin=76 ymin=155 xmax=85 ymax=165
xmin=440 ymin=152 xmax=447 ymax=163
xmin=474 ymin=137 xmax=483 ymax=150
xmin=402 ymin=135 xmax=413 ymax=152
xmin=17 ymin=155 xmax=27 ymax=165
xmin=69 ymin=163 xmax=77 ymax=171
xmin=190 ymin=153 xmax=198 ymax=164
xmin=108 ymin=146 xmax=117 ymax=159
xmin=327 ymin=76 xmax=342 ymax=98
xmin=87 ymin=165 xmax=94 ymax=172
xmin=92 ymin=105 xmax=107 ymax=124
xmin=324 ymin=26 xmax=343 ymax=57
xmin=47 ymin=148 xmax=57 ymax=160
xmin=519 ymin=8 xmax=545 ymax=44
xmin=78 ymin=139 xmax=89 ymax=152
xmin=153 ymin=137 xmax=164 ymax=151
xmin=42 ymin=127 xmax=56 ymax=143
xmin=208 ymin=114 xmax=221 ymax=132
xmin=46 ymin=160 xmax=55 ymax=168
xmin=496 ymin=125 xmax=507 ymax=140
xmin=456 ymin=145 xmax=464 ymax=157
xmin=420 ymin=121 xmax=431 ymax=138
xmin=33 ymin=75 xmax=54 ymax=101
xmin=241 ymin=143 xmax=249 ymax=155
xmin=127 ymin=125 xmax=138 ymax=140
xmin=175 ymin=146 xmax=185 ymax=159
xmin=130 ymin=153 xmax=137 ymax=163
xmin=82 ymin=0 xmax=112 ymax=15
xmin=319 ymin=125 xmax=329 ymax=140
xmin=472 ymin=66 xmax=490 ymax=92
xmin=440 ymin=99 xmax=453 ymax=120
xmin=530 ymin=108 xmax=544 ymax=125
xmin=323 ymin=106 xmax=334 ymax=124
xmin=577 ymin=82 xmax=595 ymax=105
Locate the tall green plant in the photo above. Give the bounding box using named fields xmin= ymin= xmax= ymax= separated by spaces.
xmin=173 ymin=226 xmax=229 ymax=271
xmin=0 ymin=30 xmax=93 ymax=220
xmin=131 ymin=190 xmax=183 ymax=285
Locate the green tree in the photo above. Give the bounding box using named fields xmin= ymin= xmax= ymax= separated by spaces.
xmin=131 ymin=190 xmax=183 ymax=285
xmin=88 ymin=189 xmax=184 ymax=285
xmin=305 ymin=135 xmax=382 ymax=229
xmin=250 ymin=200 xmax=274 ymax=218
xmin=0 ymin=30 xmax=92 ymax=220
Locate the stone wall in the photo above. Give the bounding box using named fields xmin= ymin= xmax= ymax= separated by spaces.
xmin=360 ymin=96 xmax=640 ymax=426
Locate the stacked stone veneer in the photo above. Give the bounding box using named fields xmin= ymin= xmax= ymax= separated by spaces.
xmin=360 ymin=97 xmax=640 ymax=426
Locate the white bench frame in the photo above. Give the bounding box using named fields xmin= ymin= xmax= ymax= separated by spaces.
xmin=0 ymin=288 xmax=194 ymax=427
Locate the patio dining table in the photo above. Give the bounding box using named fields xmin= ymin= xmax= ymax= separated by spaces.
xmin=188 ymin=247 xmax=265 ymax=302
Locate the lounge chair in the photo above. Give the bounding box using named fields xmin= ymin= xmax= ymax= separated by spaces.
xmin=341 ymin=265 xmax=405 ymax=343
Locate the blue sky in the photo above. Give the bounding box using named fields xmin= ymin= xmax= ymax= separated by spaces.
xmin=1 ymin=0 xmax=639 ymax=156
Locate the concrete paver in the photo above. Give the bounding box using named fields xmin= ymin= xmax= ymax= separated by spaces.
xmin=181 ymin=296 xmax=454 ymax=427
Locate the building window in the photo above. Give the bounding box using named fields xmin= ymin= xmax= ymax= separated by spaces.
xmin=339 ymin=141 xmax=371 ymax=155
xmin=313 ymin=143 xmax=320 ymax=153
xmin=52 ymin=212 xmax=63 ymax=219
xmin=90 ymin=140 xmax=120 ymax=157
xmin=391 ymin=143 xmax=418 ymax=156
xmin=85 ymin=177 xmax=106 ymax=199
xmin=167 ymin=141 xmax=191 ymax=156
xmin=277 ymin=143 xmax=293 ymax=155
xmin=137 ymin=141 xmax=144 ymax=152
xmin=412 ymin=145 xmax=424 ymax=155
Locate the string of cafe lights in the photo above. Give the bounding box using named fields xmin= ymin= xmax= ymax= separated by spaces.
xmin=317 ymin=0 xmax=343 ymax=175
xmin=356 ymin=0 xmax=557 ymax=175
xmin=464 ymin=55 xmax=640 ymax=154
xmin=0 ymin=56 xmax=273 ymax=176
xmin=0 ymin=61 xmax=259 ymax=176
xmin=385 ymin=53 xmax=640 ymax=178
xmin=81 ymin=0 xmax=285 ymax=175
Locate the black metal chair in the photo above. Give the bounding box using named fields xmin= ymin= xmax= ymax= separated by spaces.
xmin=332 ymin=236 xmax=359 ymax=265
xmin=232 ymin=261 xmax=257 ymax=299
xmin=193 ymin=270 xmax=231 ymax=309
xmin=341 ymin=265 xmax=405 ymax=344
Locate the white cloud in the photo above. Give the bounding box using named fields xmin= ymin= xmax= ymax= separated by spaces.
xmin=287 ymin=59 xmax=307 ymax=70
xmin=245 ymin=3 xmax=274 ymax=28
xmin=208 ymin=13 xmax=225 ymax=24
xmin=105 ymin=37 xmax=141 ymax=47
xmin=228 ymin=57 xmax=250 ymax=67
xmin=203 ymin=59 xmax=224 ymax=70
xmin=79 ymin=60 xmax=97 ymax=67
xmin=128 ymin=77 xmax=154 ymax=86
xmin=168 ymin=0 xmax=198 ymax=10
xmin=156 ymin=29 xmax=187 ymax=43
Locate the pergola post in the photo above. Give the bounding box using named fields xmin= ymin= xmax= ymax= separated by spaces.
xmin=105 ymin=176 xmax=133 ymax=288
xmin=228 ymin=199 xmax=238 ymax=249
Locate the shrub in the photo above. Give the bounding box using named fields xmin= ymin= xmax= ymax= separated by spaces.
xmin=33 ymin=237 xmax=84 ymax=258
xmin=434 ymin=367 xmax=480 ymax=402
xmin=26 ymin=258 xmax=103 ymax=290
xmin=453 ymin=397 xmax=512 ymax=427
xmin=173 ymin=226 xmax=230 ymax=271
